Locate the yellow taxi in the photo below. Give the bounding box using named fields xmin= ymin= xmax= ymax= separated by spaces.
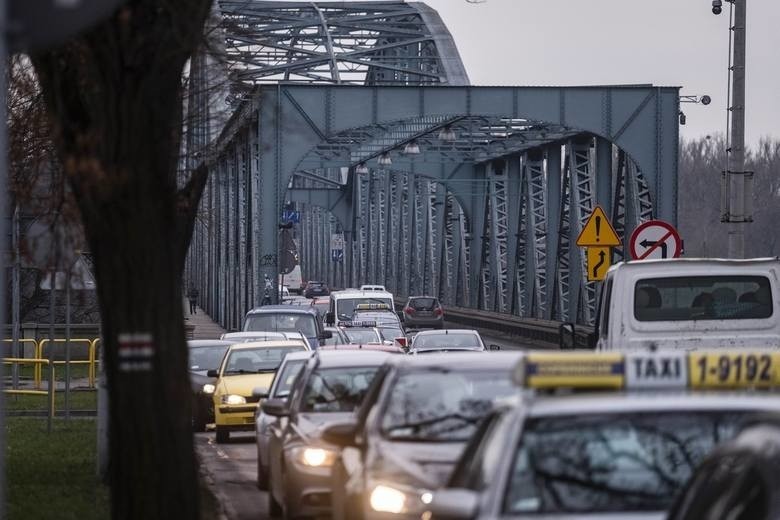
xmin=210 ymin=340 xmax=309 ymax=443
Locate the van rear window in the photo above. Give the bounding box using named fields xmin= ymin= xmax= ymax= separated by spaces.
xmin=634 ymin=276 xmax=773 ymax=321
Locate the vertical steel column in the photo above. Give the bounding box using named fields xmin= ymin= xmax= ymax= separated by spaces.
xmin=410 ymin=177 xmax=423 ymax=295
xmin=384 ymin=172 xmax=397 ymax=293
xmin=569 ymin=137 xmax=596 ymax=324
xmin=595 ymin=137 xmax=613 ymax=216
xmin=545 ymin=144 xmax=562 ymax=319
xmin=249 ymin=123 xmax=261 ymax=306
xmin=503 ymin=157 xmax=521 ymax=315
xmin=431 ymin=182 xmax=447 ymax=301
xmin=397 ymin=172 xmax=411 ymax=297
xmin=486 ymin=162 xmax=509 ymax=312
xmin=468 ymin=166 xmax=487 ymax=309
xmin=525 ymin=149 xmax=548 ymax=318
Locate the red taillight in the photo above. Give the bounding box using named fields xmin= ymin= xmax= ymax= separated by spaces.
xmin=404 ymin=307 xmax=415 ymax=315
xmin=434 ymin=308 xmax=443 ymax=316
xmin=396 ymin=337 xmax=407 ymax=347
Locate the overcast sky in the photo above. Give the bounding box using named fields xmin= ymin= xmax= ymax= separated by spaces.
xmin=421 ymin=0 xmax=779 ymax=146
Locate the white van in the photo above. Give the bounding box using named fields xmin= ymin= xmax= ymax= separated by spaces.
xmin=279 ymin=265 xmax=303 ymax=294
xmin=325 ymin=289 xmax=395 ymax=326
xmin=562 ymin=258 xmax=780 ymax=351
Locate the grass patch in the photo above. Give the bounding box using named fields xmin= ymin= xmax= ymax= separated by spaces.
xmin=5 ymin=391 xmax=97 ymax=411
xmin=13 ymin=362 xmax=92 ymax=383
xmin=6 ymin=418 xmax=110 ymax=520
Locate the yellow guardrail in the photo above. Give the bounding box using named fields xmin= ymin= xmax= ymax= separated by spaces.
xmin=89 ymin=339 xmax=100 ymax=388
xmin=35 ymin=338 xmax=97 ymax=389
xmin=3 ymin=358 xmax=55 ymax=417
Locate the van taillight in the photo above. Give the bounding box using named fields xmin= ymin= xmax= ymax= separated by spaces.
xmin=404 ymin=307 xmax=415 ymax=315
xmin=434 ymin=308 xmax=443 ymax=316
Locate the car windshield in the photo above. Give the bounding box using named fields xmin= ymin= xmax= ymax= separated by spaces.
xmin=336 ymin=297 xmax=393 ymax=320
xmin=189 ymin=345 xmax=229 ymax=371
xmin=413 ymin=332 xmax=481 ymax=350
xmin=300 ymin=367 xmax=379 ymax=413
xmin=344 ymin=329 xmax=381 ymax=344
xmin=381 ymin=370 xmax=514 ymax=442
xmin=504 ymin=411 xmax=749 ymax=514
xmin=410 ymin=298 xmax=437 ymax=310
xmin=377 ymin=327 xmax=404 ymax=341
xmin=272 ymin=360 xmax=306 ymax=399
xmin=634 ymin=276 xmax=773 ymax=321
xmin=223 ymin=346 xmax=305 ymax=375
xmin=244 ymin=312 xmax=318 ymax=337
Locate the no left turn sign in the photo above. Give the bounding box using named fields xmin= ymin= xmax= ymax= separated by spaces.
xmin=629 ymin=220 xmax=682 ymax=260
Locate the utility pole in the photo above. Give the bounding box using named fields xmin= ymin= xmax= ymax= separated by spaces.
xmin=725 ymin=0 xmax=750 ymax=258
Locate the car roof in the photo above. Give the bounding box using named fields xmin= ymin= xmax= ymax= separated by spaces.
xmin=413 ymin=329 xmax=478 ymax=336
xmin=283 ymin=350 xmax=316 ymax=361
xmin=226 ymin=340 xmax=309 ymax=351
xmin=407 ymin=295 xmax=437 ymax=300
xmin=246 ymin=305 xmax=319 ymax=315
xmin=187 ymin=339 xmax=234 ymax=348
xmin=221 ymin=331 xmax=286 ymax=339
xmin=526 ymin=392 xmax=780 ymax=416
xmin=320 ymin=344 xmax=403 ymax=353
xmin=314 ymin=349 xmax=393 ymax=367
xmin=331 ymin=290 xmax=393 ymax=298
xmin=386 ymin=351 xmax=523 ymax=370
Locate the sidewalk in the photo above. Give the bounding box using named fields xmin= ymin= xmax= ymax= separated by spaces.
xmin=183 ymin=298 xmax=226 ymax=340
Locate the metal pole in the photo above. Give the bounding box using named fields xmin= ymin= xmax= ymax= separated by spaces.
xmin=64 ymin=270 xmax=71 ymax=420
xmin=11 ymin=205 xmax=19 ymax=389
xmin=0 ymin=0 xmax=8 ymax=512
xmin=47 ymin=269 xmax=55 ymax=433
xmin=727 ymin=0 xmax=747 ymax=258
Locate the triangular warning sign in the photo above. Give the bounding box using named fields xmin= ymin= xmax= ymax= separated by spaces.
xmin=576 ymin=206 xmax=620 ymax=246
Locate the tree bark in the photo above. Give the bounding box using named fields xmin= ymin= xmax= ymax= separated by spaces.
xmin=30 ymin=1 xmax=212 ymax=518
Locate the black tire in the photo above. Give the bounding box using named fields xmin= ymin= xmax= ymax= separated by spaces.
xmin=215 ymin=426 xmax=229 ymax=443
xmin=268 ymin=486 xmax=283 ymax=517
xmin=256 ymin=447 xmax=268 ymax=490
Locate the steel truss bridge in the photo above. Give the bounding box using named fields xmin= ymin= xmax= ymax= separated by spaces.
xmin=185 ymin=1 xmax=680 ymax=332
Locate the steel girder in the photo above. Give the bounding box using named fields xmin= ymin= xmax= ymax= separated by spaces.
xmin=192 ymin=83 xmax=678 ymax=326
xmin=216 ymin=1 xmax=469 ymax=87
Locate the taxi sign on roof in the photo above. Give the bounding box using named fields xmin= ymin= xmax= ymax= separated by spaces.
xmin=354 ymin=303 xmax=391 ymax=311
xmin=338 ymin=320 xmax=377 ymax=328
xmin=514 ymin=351 xmax=780 ymax=391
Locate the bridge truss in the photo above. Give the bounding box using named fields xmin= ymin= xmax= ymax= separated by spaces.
xmin=185 ymin=1 xmax=679 ymax=331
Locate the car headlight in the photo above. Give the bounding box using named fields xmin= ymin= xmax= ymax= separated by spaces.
xmin=370 ymin=485 xmax=408 ymax=514
xmin=202 ymin=383 xmax=215 ymax=394
xmin=221 ymin=394 xmax=246 ymax=405
xmin=292 ymin=446 xmax=338 ymax=467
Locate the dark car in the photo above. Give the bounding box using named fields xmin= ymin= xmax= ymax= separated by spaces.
xmin=243 ymin=305 xmax=331 ymax=349
xmin=262 ymin=350 xmax=392 ymax=518
xmin=188 ymin=339 xmax=233 ymax=431
xmin=322 ymin=352 xmax=522 ymax=519
xmin=304 ymin=281 xmax=330 ymax=298
xmin=402 ymin=296 xmax=444 ymax=329
xmin=667 ymin=420 xmax=780 ymax=520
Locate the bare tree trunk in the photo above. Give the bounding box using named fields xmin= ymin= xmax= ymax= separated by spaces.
xmin=30 ymin=1 xmax=212 ymax=518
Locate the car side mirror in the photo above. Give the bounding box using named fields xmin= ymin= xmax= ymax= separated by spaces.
xmin=488 ymin=344 xmax=501 ymax=351
xmin=207 ymin=369 xmax=219 ymax=378
xmin=321 ymin=420 xmax=359 ymax=447
xmin=396 ymin=310 xmax=404 ymax=320
xmin=426 ymin=488 xmax=479 ymax=519
xmin=261 ymin=398 xmax=290 ymax=417
xmin=325 ymin=312 xmax=334 ymax=325
xmin=319 ymin=330 xmax=333 ymax=341
xmin=252 ymin=386 xmax=269 ymax=400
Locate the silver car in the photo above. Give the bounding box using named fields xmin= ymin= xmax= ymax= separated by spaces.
xmin=408 ymin=329 xmax=493 ymax=354
xmin=263 ymin=350 xmax=391 ymax=518
xmin=254 ymin=350 xmax=313 ymax=490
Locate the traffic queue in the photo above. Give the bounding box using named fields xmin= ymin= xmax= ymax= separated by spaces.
xmin=188 ymin=259 xmax=780 ymax=520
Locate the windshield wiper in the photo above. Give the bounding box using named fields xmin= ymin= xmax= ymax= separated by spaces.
xmin=384 ymin=413 xmax=481 ymax=437
xmin=224 ymin=369 xmax=257 ymax=375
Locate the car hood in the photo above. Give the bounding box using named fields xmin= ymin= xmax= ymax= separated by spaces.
xmin=293 ymin=412 xmax=354 ymax=442
xmin=370 ymin=439 xmax=466 ymax=488
xmin=218 ymin=373 xmax=275 ymax=397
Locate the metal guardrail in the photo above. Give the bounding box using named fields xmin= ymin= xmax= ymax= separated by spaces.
xmin=394 ymin=298 xmax=594 ymax=349
xmin=1 ymin=337 xmax=101 ymax=390
xmin=3 ymin=357 xmax=55 ymax=418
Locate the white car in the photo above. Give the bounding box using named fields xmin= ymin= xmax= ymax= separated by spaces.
xmin=360 ymin=284 xmax=386 ymax=292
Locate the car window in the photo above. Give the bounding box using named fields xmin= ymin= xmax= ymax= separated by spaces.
xmin=410 ymin=298 xmax=437 ymax=309
xmin=223 ymin=346 xmax=304 ymax=374
xmin=344 ymin=329 xmax=382 ymax=344
xmin=413 ymin=332 xmax=480 ymax=349
xmin=189 ymin=345 xmax=229 ymax=371
xmin=299 ymin=367 xmax=379 ymax=413
xmin=244 ymin=312 xmax=317 ymax=337
xmin=634 ymin=276 xmax=773 ymax=322
xmin=504 ymin=411 xmax=748 ymax=514
xmin=380 ymin=370 xmax=514 ymax=442
xmin=271 ymin=360 xmax=306 ymax=399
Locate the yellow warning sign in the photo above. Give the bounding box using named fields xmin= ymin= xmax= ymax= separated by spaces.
xmin=576 ymin=206 xmax=620 ymax=247
xmin=587 ymin=247 xmax=612 ymax=281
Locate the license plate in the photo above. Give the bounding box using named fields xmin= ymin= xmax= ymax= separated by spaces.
xmin=689 ymin=352 xmax=780 ymax=388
